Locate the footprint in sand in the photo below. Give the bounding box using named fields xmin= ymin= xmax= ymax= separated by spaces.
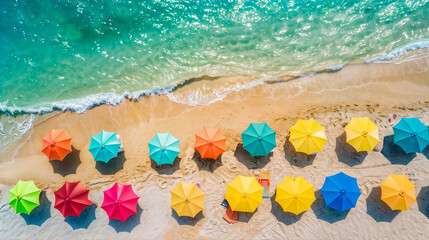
xmin=159 ymin=180 xmax=168 ymax=189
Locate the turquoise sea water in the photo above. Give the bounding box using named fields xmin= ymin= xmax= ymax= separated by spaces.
xmin=0 ymin=0 xmax=429 ymax=152
xmin=1 ymin=0 xmax=428 ymax=114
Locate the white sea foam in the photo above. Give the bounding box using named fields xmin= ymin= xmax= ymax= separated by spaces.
xmin=0 ymin=87 xmax=175 ymax=115
xmin=365 ymin=39 xmax=429 ymax=64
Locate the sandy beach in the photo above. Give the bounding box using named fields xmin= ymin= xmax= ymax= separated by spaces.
xmin=0 ymin=55 xmax=429 ymax=239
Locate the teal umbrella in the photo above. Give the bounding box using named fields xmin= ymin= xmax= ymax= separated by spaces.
xmin=89 ymin=130 xmax=121 ymax=163
xmin=241 ymin=123 xmax=276 ymax=157
xmin=148 ymin=133 xmax=180 ymax=165
xmin=393 ymin=118 xmax=429 ymax=154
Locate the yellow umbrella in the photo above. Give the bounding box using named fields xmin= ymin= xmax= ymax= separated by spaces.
xmin=381 ymin=174 xmax=416 ymax=211
xmin=289 ymin=119 xmax=327 ymax=155
xmin=275 ymin=176 xmax=316 ymax=215
xmin=344 ymin=117 xmax=379 ymax=151
xmin=225 ymin=176 xmax=263 ymax=212
xmin=170 ymin=182 xmax=205 ymax=217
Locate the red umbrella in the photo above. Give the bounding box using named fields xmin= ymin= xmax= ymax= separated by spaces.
xmin=101 ymin=183 xmax=140 ymax=222
xmin=54 ymin=181 xmax=93 ymax=217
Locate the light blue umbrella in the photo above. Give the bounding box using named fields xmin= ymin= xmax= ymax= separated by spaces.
xmin=320 ymin=172 xmax=361 ymax=212
xmin=241 ymin=123 xmax=276 ymax=157
xmin=393 ymin=117 xmax=429 ymax=154
xmin=89 ymin=130 xmax=121 ymax=163
xmin=148 ymin=133 xmax=180 ymax=165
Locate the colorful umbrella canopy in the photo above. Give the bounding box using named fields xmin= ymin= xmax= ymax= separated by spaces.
xmin=393 ymin=118 xmax=429 ymax=154
xmin=320 ymin=172 xmax=361 ymax=212
xmin=171 ymin=182 xmax=205 ymax=217
xmin=344 ymin=117 xmax=379 ymax=152
xmin=241 ymin=123 xmax=276 ymax=157
xmin=225 ymin=176 xmax=264 ymax=212
xmin=42 ymin=129 xmax=72 ymax=160
xmin=101 ymin=183 xmax=140 ymax=222
xmin=54 ymin=181 xmax=93 ymax=217
xmin=89 ymin=130 xmax=121 ymax=163
xmin=9 ymin=180 xmax=41 ymax=214
xmin=194 ymin=127 xmax=226 ymax=160
xmin=275 ymin=176 xmax=316 ymax=215
xmin=289 ymin=119 xmax=327 ymax=155
xmin=381 ymin=174 xmax=416 ymax=211
xmin=148 ymin=133 xmax=180 ymax=165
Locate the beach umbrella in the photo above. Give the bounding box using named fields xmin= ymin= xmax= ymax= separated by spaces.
xmin=225 ymin=176 xmax=264 ymax=212
xmin=381 ymin=174 xmax=416 ymax=211
xmin=241 ymin=123 xmax=276 ymax=157
xmin=393 ymin=118 xmax=429 ymax=154
xmin=289 ymin=119 xmax=327 ymax=155
xmin=9 ymin=180 xmax=41 ymax=214
xmin=320 ymin=172 xmax=361 ymax=212
xmin=42 ymin=129 xmax=72 ymax=160
xmin=171 ymin=182 xmax=205 ymax=217
xmin=54 ymin=181 xmax=93 ymax=217
xmin=194 ymin=127 xmax=226 ymax=160
xmin=275 ymin=176 xmax=316 ymax=215
xmin=148 ymin=133 xmax=180 ymax=165
xmin=89 ymin=130 xmax=121 ymax=163
xmin=101 ymin=182 xmax=140 ymax=222
xmin=344 ymin=117 xmax=379 ymax=152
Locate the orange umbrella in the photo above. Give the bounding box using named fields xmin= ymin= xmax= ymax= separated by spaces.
xmin=194 ymin=127 xmax=226 ymax=160
xmin=42 ymin=129 xmax=72 ymax=160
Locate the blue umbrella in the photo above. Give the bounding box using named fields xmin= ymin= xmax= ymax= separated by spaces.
xmin=241 ymin=123 xmax=276 ymax=157
xmin=320 ymin=172 xmax=361 ymax=212
xmin=148 ymin=133 xmax=180 ymax=165
xmin=89 ymin=130 xmax=121 ymax=163
xmin=393 ymin=117 xmax=429 ymax=154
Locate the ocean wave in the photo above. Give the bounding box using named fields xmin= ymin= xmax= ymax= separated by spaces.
xmin=365 ymin=39 xmax=429 ymax=64
xmin=0 ymin=87 xmax=176 ymax=115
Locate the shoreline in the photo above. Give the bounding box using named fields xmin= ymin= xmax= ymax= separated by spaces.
xmin=1 ymin=46 xmax=429 ymax=116
xmin=0 ymin=52 xmax=428 ymax=239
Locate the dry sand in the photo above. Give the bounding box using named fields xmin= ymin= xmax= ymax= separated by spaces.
xmin=0 ymin=56 xmax=429 ymax=239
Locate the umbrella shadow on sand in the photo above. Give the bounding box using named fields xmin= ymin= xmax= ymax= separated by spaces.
xmin=109 ymin=204 xmax=143 ymax=233
xmin=49 ymin=146 xmax=82 ymax=176
xmin=270 ymin=192 xmax=302 ymax=225
xmin=417 ymin=186 xmax=429 ymax=219
xmin=422 ymin=147 xmax=429 ymax=160
xmin=366 ymin=187 xmax=400 ymax=222
xmin=381 ymin=135 xmax=416 ymax=165
xmin=64 ymin=203 xmax=97 ymax=230
xmin=234 ymin=143 xmax=271 ymax=169
xmin=21 ymin=191 xmax=51 ymax=226
xmin=151 ymin=157 xmax=181 ymax=175
xmin=172 ymin=209 xmax=204 ymax=226
xmin=236 ymin=209 xmax=257 ymax=223
xmin=95 ymin=152 xmax=126 ymax=175
xmin=192 ymin=151 xmax=223 ymax=173
xmin=311 ymin=190 xmax=350 ymax=223
xmin=335 ymin=133 xmax=368 ymax=167
xmin=283 ymin=135 xmax=315 ymax=168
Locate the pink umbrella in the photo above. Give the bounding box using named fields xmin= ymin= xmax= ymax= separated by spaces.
xmin=101 ymin=182 xmax=140 ymax=222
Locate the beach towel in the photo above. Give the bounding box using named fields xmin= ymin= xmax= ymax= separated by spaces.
xmin=117 ymin=134 xmax=125 ymax=153
xmin=223 ymin=206 xmax=238 ymax=224
xmin=258 ymin=172 xmax=270 ymax=199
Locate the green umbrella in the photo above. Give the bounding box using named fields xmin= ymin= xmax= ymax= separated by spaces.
xmin=242 ymin=123 xmax=276 ymax=157
xmin=89 ymin=130 xmax=121 ymax=163
xmin=148 ymin=133 xmax=180 ymax=165
xmin=9 ymin=180 xmax=41 ymax=214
